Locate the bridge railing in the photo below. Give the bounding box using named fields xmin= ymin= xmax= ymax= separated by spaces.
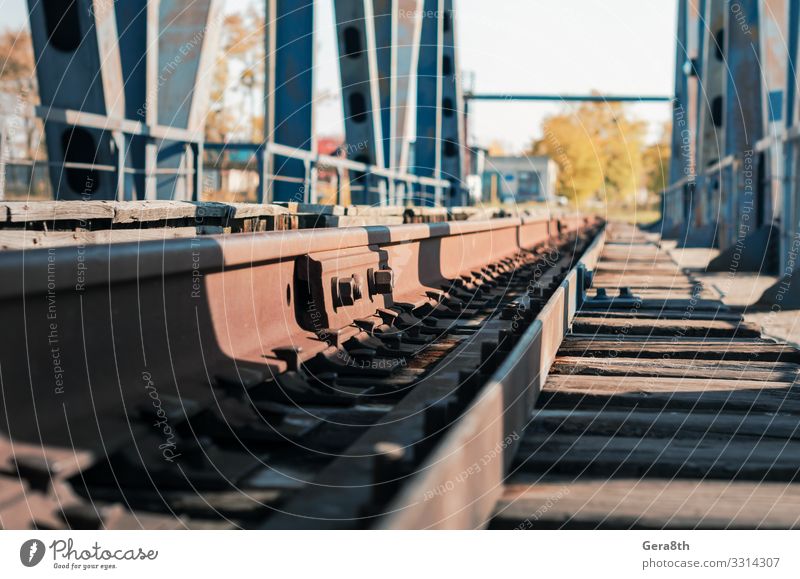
xmin=0 ymin=105 xmax=457 ymax=206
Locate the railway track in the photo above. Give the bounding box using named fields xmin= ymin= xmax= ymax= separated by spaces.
xmin=0 ymin=213 xmax=602 ymax=529
xmin=491 ymin=223 xmax=800 ymax=530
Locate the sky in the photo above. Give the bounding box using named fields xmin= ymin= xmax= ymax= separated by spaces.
xmin=0 ymin=0 xmax=677 ymax=152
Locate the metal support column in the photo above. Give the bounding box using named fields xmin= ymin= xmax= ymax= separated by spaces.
xmin=692 ymin=0 xmax=726 ymax=244
xmin=27 ymin=0 xmax=126 ymax=200
xmin=334 ymin=0 xmax=385 ymax=205
xmin=154 ymin=0 xmax=222 ymax=201
xmin=708 ymin=1 xmax=769 ymax=270
xmin=759 ymin=0 xmax=790 ymax=225
xmin=263 ymin=0 xmax=316 ymax=203
xmin=413 ymin=0 xmax=443 ymax=206
xmin=440 ymin=0 xmax=465 ymax=206
xmin=665 ymin=0 xmax=691 ymax=234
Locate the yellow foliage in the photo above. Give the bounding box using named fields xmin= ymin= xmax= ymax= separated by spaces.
xmin=530 ymin=100 xmax=649 ymax=204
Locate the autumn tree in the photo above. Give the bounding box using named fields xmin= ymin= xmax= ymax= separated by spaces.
xmin=641 ymin=121 xmax=671 ymax=195
xmin=206 ymin=7 xmax=265 ymax=143
xmin=531 ymin=99 xmax=647 ymax=204
xmin=0 ymin=28 xmax=38 ymax=158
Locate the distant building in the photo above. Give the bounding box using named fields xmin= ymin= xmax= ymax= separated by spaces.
xmin=482 ymin=155 xmax=558 ymax=203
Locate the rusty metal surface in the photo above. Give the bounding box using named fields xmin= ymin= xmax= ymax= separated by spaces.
xmin=0 ymin=214 xmax=602 ymax=529
xmin=376 ymin=227 xmax=606 ymax=529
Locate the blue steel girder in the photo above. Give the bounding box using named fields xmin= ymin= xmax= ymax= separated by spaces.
xmin=154 ymin=0 xmax=222 ymax=200
xmin=439 ymin=0 xmax=465 ymax=205
xmin=760 ymin=0 xmax=789 ymax=223
xmin=783 ymin=0 xmax=800 ymax=273
xmin=725 ymin=1 xmax=763 ymax=158
xmin=686 ymin=0 xmax=703 ymax=178
xmin=666 ymin=0 xmax=691 ymax=233
xmin=665 ymin=0 xmax=703 ymax=238
xmin=413 ymin=0 xmax=443 ymax=206
xmin=373 ymin=0 xmax=393 ymax=172
xmin=687 ymin=0 xmax=724 ymax=237
xmin=29 ymin=0 xmax=221 ymax=201
xmin=114 ymin=0 xmax=149 ymax=200
xmin=263 ymin=0 xmax=315 ymax=203
xmin=394 ymin=0 xmax=424 ymax=174
xmin=720 ymin=0 xmax=763 ymax=248
xmin=27 ymin=0 xmax=126 ymax=200
xmin=334 ymin=0 xmax=385 ymax=205
xmin=696 ymin=0 xmax=726 ymax=173
xmin=667 ymin=0 xmax=690 ymax=232
xmin=374 ymin=0 xmax=424 ymax=204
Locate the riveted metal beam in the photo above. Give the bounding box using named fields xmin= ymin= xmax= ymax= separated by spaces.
xmin=373 ymin=0 xmax=423 ymax=204
xmin=154 ymin=0 xmax=222 ymax=200
xmin=28 ymin=0 xmax=126 ymax=200
xmin=334 ymin=0 xmax=385 ymax=205
xmin=784 ymin=0 xmax=800 ymax=274
xmin=413 ymin=0 xmax=443 ymax=206
xmin=440 ymin=0 xmax=466 ymax=206
xmin=719 ymin=0 xmax=763 ymax=250
xmin=394 ymin=0 xmax=424 ymax=175
xmin=759 ymin=0 xmax=789 ymax=224
xmin=665 ymin=0 xmax=691 ymax=233
xmin=262 ymin=0 xmax=316 ymax=203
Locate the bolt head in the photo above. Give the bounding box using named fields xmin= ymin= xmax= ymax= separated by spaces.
xmin=337 ymin=278 xmax=355 ymax=306
xmin=372 ymin=269 xmax=394 ymax=294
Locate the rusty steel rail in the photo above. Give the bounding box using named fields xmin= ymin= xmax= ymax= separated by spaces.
xmin=377 ymin=227 xmax=605 ymax=529
xmin=0 ymin=213 xmax=602 ymax=529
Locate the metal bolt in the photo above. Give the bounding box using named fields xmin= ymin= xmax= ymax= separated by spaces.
xmin=371 ymin=268 xmax=394 ymax=295
xmin=352 ymin=275 xmax=364 ymax=300
xmin=335 ymin=275 xmax=363 ymax=306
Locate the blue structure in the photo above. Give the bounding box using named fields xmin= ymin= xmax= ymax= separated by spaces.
xmin=662 ymin=0 xmax=800 ymax=306
xmin=27 ymin=0 xmax=221 ymax=201
xmin=263 ymin=0 xmax=315 ymax=203
xmin=27 ymin=0 xmax=465 ymax=207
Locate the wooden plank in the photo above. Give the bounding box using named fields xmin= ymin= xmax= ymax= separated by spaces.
xmin=528 ymin=409 xmax=800 ymax=441
xmin=559 ymin=335 xmax=800 ymax=362
xmin=592 ymin=274 xmax=695 ymax=285
xmin=0 ymin=201 xmax=297 ymax=226
xmin=511 ymin=433 xmax=800 ymax=481
xmin=575 ymin=309 xmax=743 ymax=322
xmin=571 ymin=316 xmax=762 ymax=338
xmin=586 ymin=288 xmax=719 ymax=300
xmin=551 ymin=356 xmax=800 ymax=381
xmin=593 ymin=281 xmax=698 ymax=291
xmin=344 ymin=205 xmax=405 ymax=216
xmin=596 ymin=264 xmax=683 ymax=274
xmin=491 ymin=479 xmax=800 ymax=529
xmin=581 ymin=298 xmax=730 ymax=311
xmin=299 ymin=215 xmax=405 ymax=228
xmin=111 ymin=201 xmax=230 ymax=223
xmin=223 ymin=203 xmax=291 ymax=218
xmin=540 ymin=376 xmax=800 ymax=414
xmin=545 ymin=374 xmax=795 ymax=395
xmin=0 ymin=227 xmax=225 ymax=250
xmin=2 ymin=200 xmax=116 ymax=222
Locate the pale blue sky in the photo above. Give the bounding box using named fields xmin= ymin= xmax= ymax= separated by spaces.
xmin=0 ymin=0 xmax=677 ymax=152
